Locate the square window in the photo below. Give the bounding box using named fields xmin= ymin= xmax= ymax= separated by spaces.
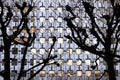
xmin=49 ymin=70 xmax=55 ymax=77
xmin=58 ymin=70 xmax=64 ymax=77
xmin=67 ymin=70 xmax=73 ymax=77
xmin=58 ymin=59 xmax=64 ymax=66
xmin=40 ymin=16 xmax=45 ymax=22
xmin=49 ymin=27 xmax=54 ymax=33
xmin=85 ymin=59 xmax=91 ymax=66
xmin=77 ymin=70 xmax=82 ymax=77
xmin=86 ymin=71 xmax=91 ymax=77
xmin=49 ymin=38 xmax=53 ymax=44
xmin=67 ymin=59 xmax=73 ymax=66
xmin=58 ymin=48 xmax=63 ymax=54
xmin=58 ymin=38 xmax=63 ymax=44
xmin=31 ymin=48 xmax=37 ymax=54
xmin=76 ymin=48 xmax=81 ymax=54
xmin=11 ymin=70 xmax=17 ymax=77
xmin=57 ymin=7 xmax=62 ymax=13
xmin=58 ymin=27 xmax=63 ymax=33
xmin=57 ymin=17 xmax=62 ymax=22
xmin=12 ymin=59 xmax=17 ymax=65
xmin=95 ymin=70 xmax=101 ymax=77
xmin=40 ymin=48 xmax=45 ymax=54
xmin=40 ymin=38 xmax=45 ymax=43
xmin=49 ymin=16 xmax=54 ymax=23
xmin=67 ymin=48 xmax=72 ymax=54
xmin=48 ymin=6 xmax=54 ymax=12
xmin=12 ymin=48 xmax=18 ymax=54
xmin=39 ymin=70 xmax=46 ymax=77
xmin=76 ymin=59 xmax=82 ymax=66
xmin=40 ymin=27 xmax=45 ymax=33
xmin=40 ymin=6 xmax=45 ymax=12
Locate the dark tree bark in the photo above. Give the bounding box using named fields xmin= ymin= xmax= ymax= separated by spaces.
xmin=107 ymin=59 xmax=116 ymax=80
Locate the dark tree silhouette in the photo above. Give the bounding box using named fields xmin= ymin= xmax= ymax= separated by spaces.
xmin=0 ymin=1 xmax=58 ymax=80
xmin=64 ymin=0 xmax=120 ymax=80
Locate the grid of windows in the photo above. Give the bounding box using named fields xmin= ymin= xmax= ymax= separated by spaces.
xmin=0 ymin=0 xmax=120 ymax=80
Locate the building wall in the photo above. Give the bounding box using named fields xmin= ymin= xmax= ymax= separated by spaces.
xmin=0 ymin=0 xmax=120 ymax=80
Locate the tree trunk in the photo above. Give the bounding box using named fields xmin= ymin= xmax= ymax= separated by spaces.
xmin=4 ymin=46 xmax=10 ymax=80
xmin=107 ymin=60 xmax=116 ymax=80
xmin=3 ymin=39 xmax=11 ymax=80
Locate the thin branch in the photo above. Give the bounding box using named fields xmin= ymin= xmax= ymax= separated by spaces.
xmin=28 ymin=64 xmax=45 ymax=80
xmin=97 ymin=70 xmax=106 ymax=80
xmin=82 ymin=1 xmax=106 ymax=45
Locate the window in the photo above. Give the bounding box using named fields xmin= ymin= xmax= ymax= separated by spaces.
xmin=76 ymin=48 xmax=81 ymax=54
xmin=76 ymin=59 xmax=82 ymax=66
xmin=39 ymin=70 xmax=46 ymax=77
xmin=49 ymin=16 xmax=54 ymax=23
xmin=58 ymin=70 xmax=64 ymax=77
xmin=11 ymin=59 xmax=17 ymax=66
xmin=67 ymin=70 xmax=73 ymax=77
xmin=57 ymin=7 xmax=62 ymax=13
xmin=12 ymin=48 xmax=18 ymax=54
xmin=40 ymin=6 xmax=45 ymax=12
xmin=67 ymin=59 xmax=73 ymax=66
xmin=40 ymin=48 xmax=45 ymax=54
xmin=31 ymin=48 xmax=37 ymax=54
xmin=11 ymin=70 xmax=17 ymax=77
xmin=95 ymin=70 xmax=101 ymax=77
xmin=86 ymin=71 xmax=91 ymax=77
xmin=58 ymin=48 xmax=63 ymax=54
xmin=77 ymin=70 xmax=82 ymax=77
xmin=58 ymin=38 xmax=63 ymax=44
xmin=57 ymin=17 xmax=62 ymax=22
xmin=49 ymin=70 xmax=55 ymax=77
xmin=67 ymin=48 xmax=72 ymax=54
xmin=85 ymin=59 xmax=91 ymax=66
xmin=40 ymin=16 xmax=45 ymax=22
xmin=58 ymin=59 xmax=64 ymax=66
xmin=40 ymin=38 xmax=45 ymax=43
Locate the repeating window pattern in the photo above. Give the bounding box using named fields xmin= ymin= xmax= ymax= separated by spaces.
xmin=0 ymin=0 xmax=120 ymax=80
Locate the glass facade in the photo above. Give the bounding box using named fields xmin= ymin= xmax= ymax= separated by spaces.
xmin=0 ymin=0 xmax=120 ymax=80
